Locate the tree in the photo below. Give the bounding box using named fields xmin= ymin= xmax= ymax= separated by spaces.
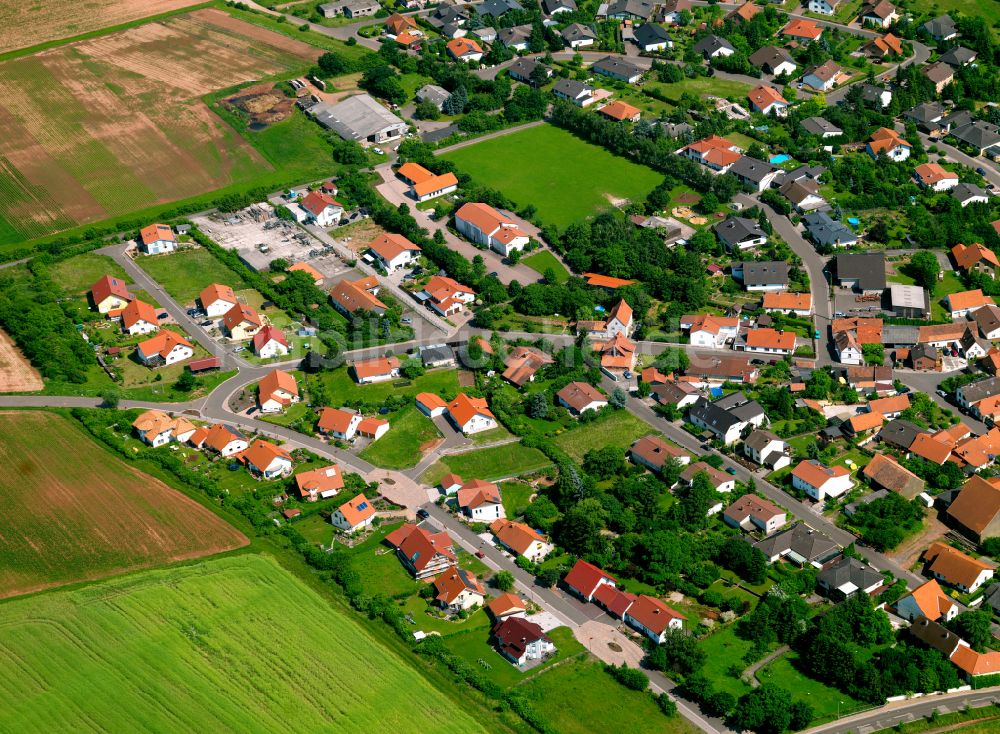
xmin=788 ymin=700 xmax=814 ymax=730
xmin=717 ymin=535 xmax=767 ymax=584
xmin=862 ymin=343 xmax=885 ymax=366
xmin=909 ymin=250 xmax=940 ymax=295
xmin=526 ymin=391 xmax=549 ymax=419
xmin=400 ymin=358 xmax=425 ymax=379
xmin=947 ymin=610 xmax=993 ymax=652
xmin=175 ymin=369 xmax=197 ymax=392
xmin=606 ymin=663 xmax=649 ymax=691
xmin=316 ymin=51 xmax=352 ymax=77
xmin=583 ymin=446 xmax=626 ymax=479
xmin=610 ymin=387 xmax=628 ymax=409
xmin=493 ymin=570 xmax=515 ymax=592
xmin=101 ymin=387 xmax=122 ymax=409
xmin=646 ymin=629 xmax=706 ymax=676
xmin=414 ymin=100 xmax=440 ymax=120
xmin=442 ymin=86 xmax=468 ymax=115
xmin=675 ymin=472 xmax=719 ymax=530
xmin=730 ymin=683 xmax=793 ymax=734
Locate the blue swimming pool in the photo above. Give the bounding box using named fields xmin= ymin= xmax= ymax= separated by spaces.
xmin=769 ymin=154 xmax=792 ymax=164
xmin=848 ymin=217 xmax=860 ymax=226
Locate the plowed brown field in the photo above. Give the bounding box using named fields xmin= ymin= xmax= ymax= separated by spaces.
xmin=0 ymin=330 xmax=42 ymax=392
xmin=0 ymin=411 xmax=247 ymax=599
xmin=0 ymin=0 xmax=204 ymax=54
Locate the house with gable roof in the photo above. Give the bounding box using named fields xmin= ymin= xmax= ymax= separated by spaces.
xmin=723 ymin=493 xmax=787 ymax=535
xmin=952 ymin=243 xmax=999 ymax=279
xmin=120 ymin=299 xmax=159 ymax=336
xmin=367 ymin=233 xmax=422 ymax=273
xmin=252 ymin=325 xmax=289 ymax=359
xmin=866 ymin=127 xmax=911 ymax=161
xmin=753 ymin=523 xmax=841 ymax=567
xmin=791 ymin=459 xmax=853 ymax=501
xmin=138 ymin=223 xmax=177 ymax=255
xmin=201 ymin=423 xmax=248 ymax=456
xmin=490 ymin=519 xmax=554 ymax=562
xmin=924 ymin=542 xmax=994 ymax=594
xmin=492 ymin=617 xmax=555 ymax=665
xmin=447 ymin=393 xmax=497 ymax=434
xmin=563 ymin=559 xmax=616 ymax=601
xmin=258 ymin=369 xmax=299 ymax=414
xmin=386 ymin=523 xmax=457 ymax=579
xmin=198 ymin=283 xmax=237 ymax=318
xmin=351 ymin=356 xmax=400 ymax=384
xmin=681 ymin=313 xmax=740 ymax=347
xmin=454 ymin=202 xmax=530 ymax=256
xmin=457 ymin=479 xmax=505 ymax=521
xmin=678 ymin=135 xmax=742 ymax=173
xmin=860 ymin=0 xmax=897 ymax=28
xmin=434 ymin=568 xmax=485 ymax=612
xmin=557 ymin=381 xmax=607 ymax=416
xmin=90 ymin=275 xmax=133 ymax=314
xmin=896 ymin=579 xmax=958 ymax=622
xmin=136 ymin=331 xmax=193 ymax=367
xmin=300 ymin=191 xmax=344 ymax=227
xmin=624 ymin=595 xmax=686 ymax=642
xmin=317 ymin=407 xmax=363 ymax=440
xmin=419 ymin=275 xmax=476 ymax=316
xmin=294 ymin=464 xmax=344 ymax=501
xmin=946 ymin=475 xmax=1000 ymax=543
xmin=747 ymin=86 xmax=788 ymax=117
xmin=331 ymin=493 xmax=377 ymax=533
xmin=629 ymin=435 xmax=691 ymax=473
xmin=223 ymin=302 xmax=262 ymax=341
xmin=240 ymin=439 xmax=293 ymax=479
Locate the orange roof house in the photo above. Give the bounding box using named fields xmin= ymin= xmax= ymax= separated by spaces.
xmin=847 ymin=411 xmax=885 ymax=435
xmin=866 ymin=127 xmax=912 ymax=157
xmin=240 ymin=439 xmax=293 ymax=478
xmin=397 ymin=161 xmax=434 ymax=185
xmin=952 ymin=243 xmax=999 ymax=275
xmin=727 ymin=2 xmax=761 ymax=23
xmin=867 ymin=394 xmax=910 ymax=416
xmin=502 ymin=346 xmax=554 ymax=387
xmin=330 ymin=278 xmax=388 ymax=315
xmin=386 ymin=12 xmax=418 ymax=36
xmin=223 ymin=302 xmax=262 ymax=337
xmin=895 ymin=578 xmax=957 ymax=622
xmin=136 ymin=331 xmax=193 ymax=364
xmin=593 ymin=332 xmax=636 ymax=371
xmin=413 ymin=172 xmax=459 ymax=200
xmin=295 ymin=464 xmax=344 ymax=500
xmin=781 ymin=19 xmax=823 ymax=41
xmin=923 ymin=542 xmax=994 ymax=593
xmin=908 ymin=432 xmax=953 ymax=464
xmin=490 ymin=519 xmax=552 ymax=560
xmin=416 ymin=392 xmax=448 ymax=416
xmin=762 ymin=292 xmax=812 ymax=313
xmin=300 ymin=190 xmax=343 ymax=220
xmin=332 ymin=493 xmax=377 ymax=532
xmin=446 ymin=393 xmax=496 ymax=433
xmin=433 ymin=568 xmax=485 ymax=608
xmin=258 ymin=368 xmax=299 ymax=411
xmin=745 ymin=328 xmax=795 ymax=353
xmin=487 ymin=592 xmax=527 ymax=619
xmin=139 ymin=223 xmax=176 ymax=251
xmin=447 ymin=37 xmax=483 ymax=60
xmin=950 ymin=645 xmax=1000 ymax=678
xmin=90 ymin=274 xmax=133 ymax=313
xmin=120 ymin=299 xmax=159 ymax=332
xmin=351 ymin=356 xmax=400 ymax=383
xmin=681 ymin=135 xmax=742 ymax=169
xmin=914 ymin=163 xmax=958 ymax=188
xmin=747 ymin=85 xmax=788 ymax=114
xmin=598 ymin=100 xmax=641 ymax=122
xmin=385 ymin=523 xmax=456 ymax=578
xmin=287 ymin=261 xmax=324 ymax=284
xmin=624 ymin=595 xmax=686 ymax=641
xmin=946 ymin=289 xmax=994 ymax=316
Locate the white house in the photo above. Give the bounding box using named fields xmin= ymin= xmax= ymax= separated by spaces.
xmin=300 ymin=190 xmax=344 ymax=227
xmin=434 ymin=569 xmax=485 ymax=612
xmin=318 ymin=407 xmax=363 ymax=440
xmin=493 ymin=617 xmax=556 ymax=666
xmin=331 ymin=494 xmax=377 ymax=533
xmin=454 ymin=202 xmax=530 ymax=256
xmin=252 ymin=325 xmax=289 ymax=359
xmin=791 ymin=460 xmax=853 ymax=501
xmin=457 ymin=479 xmax=505 ymax=521
xmin=682 ymin=314 xmax=739 ymax=348
xmin=202 ymin=424 xmax=249 ymax=457
xmin=138 ymin=223 xmax=177 ymax=255
xmin=807 ymin=0 xmax=839 ymax=15
xmin=895 ymin=579 xmax=958 ymax=622
xmin=743 ymin=430 xmax=791 ymax=471
xmin=490 ymin=519 xmax=554 ymax=563
xmin=199 ymin=283 xmax=238 ymax=319
xmin=446 ymin=393 xmax=498 ymax=434
xmin=135 ymin=331 xmax=194 ymax=367
xmin=556 ymin=381 xmax=608 ymax=416
xmin=624 ymin=595 xmax=686 ymax=643
xmin=925 ymin=542 xmax=994 ymax=594
xmin=257 ymin=369 xmax=300 ymax=414
xmin=367 ymin=232 xmax=422 ymax=273
xmin=241 ymin=440 xmax=293 ymax=479
xmin=866 ymin=127 xmax=912 ymax=162
xmin=834 ymin=331 xmax=864 ymax=365
xmin=120 ymin=299 xmax=159 ymax=336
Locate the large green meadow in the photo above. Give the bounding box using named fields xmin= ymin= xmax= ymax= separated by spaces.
xmin=0 ymin=554 xmax=487 ymax=733
xmin=442 ymin=124 xmax=663 ymax=228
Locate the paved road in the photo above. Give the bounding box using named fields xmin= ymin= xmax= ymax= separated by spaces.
xmin=917 ymin=131 xmax=1000 ymax=185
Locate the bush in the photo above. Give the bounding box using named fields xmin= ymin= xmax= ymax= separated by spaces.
xmin=605 ymin=663 xmax=648 ymax=691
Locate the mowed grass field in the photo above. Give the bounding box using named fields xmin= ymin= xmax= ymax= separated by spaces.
xmin=0 ymin=554 xmax=489 ymax=733
xmin=137 ymin=246 xmax=250 ymax=304
xmin=0 ymin=8 xmax=321 ymax=246
xmin=442 ymin=125 xmax=663 ymax=228
xmin=553 ymin=410 xmax=655 ymax=462
xmin=0 ymin=411 xmax=247 ymax=599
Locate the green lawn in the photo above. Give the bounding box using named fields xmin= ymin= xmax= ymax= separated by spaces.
xmin=520 ymin=659 xmax=701 ymax=734
xmin=442 ymin=124 xmax=662 ymax=228
xmin=757 ymin=651 xmax=864 ymax=721
xmin=359 ymin=405 xmax=443 ymax=469
xmin=646 ymin=76 xmax=753 ymax=103
xmin=442 ymin=626 xmax=584 ymax=689
xmin=423 ymin=444 xmax=553 ymax=484
xmin=50 ymin=253 xmax=127 ymax=295
xmin=0 ymin=554 xmax=489 ymax=733
xmin=697 ymin=625 xmax=757 ymax=699
xmin=553 ymin=410 xmax=655 ymax=463
xmin=500 ymin=481 xmax=535 ymax=518
xmin=348 ymin=521 xmax=424 ymax=598
xmin=311 ymin=367 xmax=460 ymax=408
xmin=523 ymin=250 xmax=570 ymax=283
xmin=137 ymin=248 xmax=249 ymax=305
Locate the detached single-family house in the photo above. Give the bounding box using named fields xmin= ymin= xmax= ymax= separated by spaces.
xmin=633 ymin=23 xmax=672 ymax=52
xmin=591 ymin=56 xmax=644 ymax=83
xmin=487 ymin=593 xmax=527 ymax=620
xmin=508 ymin=58 xmax=552 ymax=85
xmin=561 ymin=23 xmax=597 ymax=48
xmin=779 ymin=178 xmax=826 ymax=212
xmin=895 ymin=579 xmax=957 ymax=622
xmin=454 ymin=202 xmax=529 ymax=256
xmin=807 ymin=0 xmax=840 ymax=15
xmin=386 ymin=523 xmax=457 ymax=579
xmin=446 ymin=37 xmax=483 ymax=62
xmin=800 ymin=117 xmax=842 ymax=139
xmin=680 ymin=462 xmax=736 ymax=495
xmin=791 ymin=460 xmax=853 ymax=501
xmin=945 ymin=289 xmax=994 ymax=320
xmin=90 ymin=274 xmax=132 ymax=314
xmin=317 ymin=407 xmax=363 ymax=440
xmin=295 ymin=464 xmax=344 ymax=502
xmin=741 ymin=328 xmax=795 ymax=356
xmin=624 ymin=595 xmax=686 ymax=642
xmin=132 ymin=410 xmax=196 ymax=447
xmin=923 ymin=62 xmax=955 ymax=94
xmin=749 ymin=46 xmax=797 ymax=77
xmin=753 ymin=523 xmax=841 ymax=567
xmin=802 ymin=60 xmax=846 ymax=92
xmin=682 ymin=313 xmax=739 ymax=347
xmin=240 ymin=439 xmax=293 ymax=479
xmin=252 ymin=325 xmax=289 ymax=359
xmin=629 ymin=435 xmax=691 ymax=473
xmin=552 ymin=78 xmax=595 ymax=106
xmin=679 ymin=135 xmax=742 ymax=173
xmin=120 ymin=299 xmax=159 ymax=336
xmin=922 ymin=15 xmax=958 ymax=41
xmin=329 ymin=276 xmax=386 ymax=317
xmin=953 ymin=183 xmax=990 ymax=208
xmin=747 ymin=85 xmax=788 ymax=117
xmin=502 ymin=346 xmax=554 ymax=387
xmin=924 ymin=542 xmax=994 ymax=594
xmin=368 ymin=232 xmax=421 ymax=273
xmin=447 ymin=393 xmax=497 ymax=434
xmin=598 ymin=100 xmax=642 ymax=123
xmin=492 ymin=617 xmax=555 ymax=665
xmin=860 ymin=0 xmax=898 ymax=28
xmin=300 ymin=191 xmax=344 ymax=227
xmin=803 ymin=211 xmax=857 ymax=248
xmin=952 ymin=243 xmax=999 ymax=279
xmin=457 ymin=479 xmax=505 ymax=521
xmin=563 ymin=559 xmax=616 ymax=601
xmin=940 ymin=46 xmax=978 ymax=68
xmin=222 ymin=302 xmax=262 ymax=341
xmin=817 ymin=557 xmax=885 ymax=599
xmin=733 ymin=260 xmax=790 ymax=291
xmin=914 ymin=163 xmax=959 ymax=191
xmin=729 ymin=156 xmax=782 ymax=193
xmin=715 ymin=216 xmax=767 ymax=252
xmin=202 ymin=423 xmax=248 ymax=456
xmin=557 ymin=381 xmax=607 ymax=415
xmin=352 ymin=356 xmax=400 ymax=384
xmin=724 ymin=494 xmax=787 ymax=535
xmin=781 ymin=19 xmax=823 ymax=43
xmin=687 ymin=392 xmax=767 ymax=446
xmin=138 ymin=223 xmax=177 ymax=255
xmin=743 ymin=430 xmax=791 ymax=471
xmin=420 ymin=275 xmax=476 ymax=316
xmin=258 ymin=369 xmax=300 ymax=414
xmin=434 ymin=569 xmax=485 ymax=612
xmin=136 ymin=331 xmax=193 ymax=367
xmin=331 ymin=494 xmax=377 ymax=533
xmin=946 ymin=475 xmax=1000 ymax=543
xmin=199 ymin=283 xmax=237 ymax=318
xmin=491 ymin=519 xmax=554 ymax=562
xmin=866 ymin=127 xmax=911 ymax=161
xmin=762 ymin=292 xmax=812 ymax=317
xmin=693 ymin=34 xmax=735 ymax=60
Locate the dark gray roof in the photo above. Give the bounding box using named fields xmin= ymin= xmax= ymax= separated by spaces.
xmin=973 ymin=305 xmax=1000 ymax=336
xmin=729 ymin=156 xmax=779 ymax=184
xmin=477 ymin=0 xmax=522 ymax=17
xmin=542 ymin=0 xmax=576 ymax=12
xmin=958 ymin=376 xmax=1000 ymax=404
xmin=835 ymin=252 xmax=886 ymax=291
xmin=715 ymin=216 xmax=766 ymax=247
xmin=508 ymin=57 xmax=545 ymax=80
xmin=953 ymin=183 xmax=989 ymax=203
xmin=745 ymin=429 xmax=781 ymax=452
xmin=983 ymin=583 xmax=1000 ymax=614
xmin=749 ymin=46 xmax=794 ymax=74
xmin=803 ymin=211 xmax=857 ymax=247
xmin=420 ymin=344 xmax=455 ymax=364
xmin=861 ymin=84 xmax=891 ymax=104
xmin=921 ymin=15 xmax=957 ymax=38
xmin=843 ymin=488 xmax=889 ymax=517
xmin=659 ymin=120 xmax=693 ymax=138
xmin=737 ymin=261 xmax=789 ymax=287
xmin=688 ymin=396 xmax=744 ymax=434
xmin=498 ymin=24 xmax=532 ymax=46
xmin=634 ymin=23 xmax=672 ymax=46
xmin=909 ymin=616 xmax=962 ymax=657
xmin=951 ymin=120 xmax=1000 ymax=151
xmin=754 ymin=523 xmax=840 ymax=563
xmin=904 ymin=101 xmax=945 ymax=125
xmin=944 ymin=109 xmax=975 ymax=129
xmin=606 ymin=0 xmax=654 ymax=18
xmin=552 ymin=78 xmax=592 ymax=98
xmin=561 ymin=23 xmax=597 ymax=42
xmin=882 ymin=325 xmax=920 ymax=346
xmin=878 ymin=419 xmax=925 ymax=450
xmin=940 ymin=46 xmax=976 ymax=66
xmin=693 ymin=34 xmax=735 ymax=56
xmin=817 ymin=556 xmax=884 ymax=594
xmin=801 ymin=116 xmax=842 ymax=136
xmin=592 ymin=56 xmax=643 ymax=79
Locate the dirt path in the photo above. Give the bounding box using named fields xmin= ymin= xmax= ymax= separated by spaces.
xmin=744 ymin=644 xmax=788 ymax=688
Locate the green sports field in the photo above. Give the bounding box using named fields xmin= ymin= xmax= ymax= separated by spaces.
xmin=0 ymin=554 xmax=487 ymax=733
xmin=442 ymin=124 xmax=663 ymax=229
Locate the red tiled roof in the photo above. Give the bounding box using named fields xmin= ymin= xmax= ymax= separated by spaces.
xmin=564 ymin=559 xmax=616 ymax=598
xmin=626 ymin=595 xmax=686 ymax=634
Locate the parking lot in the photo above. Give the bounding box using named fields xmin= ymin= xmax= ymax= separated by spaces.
xmin=833 ymin=288 xmax=886 ymax=318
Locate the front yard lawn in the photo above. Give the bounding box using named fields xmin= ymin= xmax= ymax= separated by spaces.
xmin=553 ymin=410 xmax=655 ymax=462
xmin=359 ymin=405 xmax=442 ymax=469
xmin=500 ymin=480 xmax=535 ymax=518
xmin=442 ymin=626 xmax=584 ymax=690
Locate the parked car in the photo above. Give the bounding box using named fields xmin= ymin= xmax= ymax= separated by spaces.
xmin=726 ymin=467 xmax=738 ymax=475
xmin=401 ymin=317 xmax=412 ymax=324
xmin=416 ymin=508 xmax=429 ymax=520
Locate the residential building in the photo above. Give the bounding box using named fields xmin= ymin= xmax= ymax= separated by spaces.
xmin=650 ymin=381 xmax=701 ymax=409
xmin=952 ymin=243 xmax=999 ymax=279
xmin=679 ymin=135 xmax=742 ymax=172
xmin=294 ymin=464 xmax=344 ymax=502
xmin=741 ymin=328 xmax=795 ymax=356
xmin=629 ymin=435 xmax=691 ymax=473
xmin=202 ymin=424 xmax=248 ymax=456
xmin=743 ymin=430 xmax=791 ymax=471
xmin=749 ymin=46 xmax=797 ymax=77
xmin=860 ymin=0 xmax=898 ymax=28
xmin=329 ymin=277 xmax=387 ymax=316
xmin=896 ymin=579 xmax=957 ymax=622
xmin=692 ymin=35 xmax=735 ymax=59
xmin=593 ymin=332 xmax=636 ymax=374
xmin=940 ymin=46 xmax=977 ymax=67
xmin=864 ymin=33 xmax=903 ymax=60
xmin=807 ymin=0 xmax=840 ymax=15
xmin=240 ymin=439 xmax=293 ymax=479
xmin=317 ymin=407 xmax=362 ymax=440
xmin=659 ymin=0 xmax=692 ymax=23
xmin=222 ymin=302 xmax=262 ymax=341
xmin=366 ymin=232 xmax=422 ymax=275
xmin=454 ymin=202 xmax=529 ymax=256
xmin=817 ymin=557 xmax=884 ymax=599
xmin=598 ymin=100 xmax=642 ymax=123
xmin=923 ymin=62 xmax=955 ymax=94
xmin=946 ymin=475 xmax=1000 ymax=543
xmin=351 ymin=356 xmax=400 ymax=384
xmin=747 ymin=85 xmax=788 ymax=117
xmin=921 ymin=14 xmax=957 ymax=41
xmin=729 ymin=156 xmax=782 ymax=192
xmin=508 ymin=58 xmax=552 ymax=85
xmin=543 ymin=0 xmax=576 ymax=14
xmin=132 ymin=410 xmax=196 ymax=447
xmin=331 ymin=493 xmax=377 ymax=533
xmin=779 ymin=177 xmax=825 ymax=212
xmin=434 ymin=568 xmax=485 ymax=612
xmin=762 ymin=292 xmax=812 ymax=316
xmin=563 ymin=559 xmax=616 ymax=601
xmin=198 ymin=283 xmax=237 ymax=318
xmin=138 ymin=223 xmax=176 ymax=255
xmin=419 ymin=275 xmax=476 ymax=317
xmin=862 ymin=453 xmax=925 ymax=499
xmin=311 ymin=93 xmax=408 ymax=144
xmin=552 ymin=78 xmax=595 ymax=106
xmin=726 ymin=2 xmax=761 ymax=24
xmin=974 ymin=304 xmax=1000 ymax=340
xmin=416 ymin=393 xmax=448 ymax=418
xmin=603 ymin=0 xmax=654 ymax=19
xmin=687 ymin=392 xmax=767 ymax=445
xmin=781 ymin=19 xmax=823 ymax=43
xmin=561 ymin=23 xmax=597 ymax=48
xmin=732 ymin=260 xmax=790 ymax=291
xmin=592 ymin=585 xmax=637 ymax=620
xmin=624 ymin=595 xmax=686 ymax=642
xmin=258 ymin=369 xmax=299 ymax=414
xmin=446 ymin=37 xmax=484 ymax=61
xmin=950 ymin=120 xmax=1000 ymax=157
xmin=866 ymin=127 xmax=911 ymax=161
xmin=385 ymin=523 xmax=457 ymax=579
xmin=487 ymin=593 xmax=527 ymax=620
xmin=557 ymin=381 xmax=607 ymax=415
xmin=119 ymin=299 xmax=158 ymax=336
xmin=723 ymin=494 xmax=787 ymax=535
xmin=946 ymin=289 xmax=994 ymax=319
xmin=632 ymin=23 xmax=672 ymax=52
xmin=680 ymin=461 xmax=735 ymax=495
xmin=836 ymin=252 xmax=886 ymax=293
xmin=502 ymin=346 xmax=554 ymax=387
xmin=457 ymin=479 xmax=505 ymax=521
xmin=478 ymin=0 xmax=522 ymax=18
xmin=447 ymin=393 xmax=497 ymax=434
xmin=415 ymin=84 xmax=449 ymax=110
xmin=905 ymin=101 xmax=946 ymax=132
xmin=591 ymin=56 xmax=644 ymax=83
xmin=802 ymin=60 xmax=845 ymax=91
xmin=753 ymin=523 xmax=841 ymax=567
xmin=914 ymin=162 xmax=959 ymax=191
xmin=492 ymin=617 xmax=555 ymax=665
xmin=490 ymin=519 xmax=554 ymax=562
xmin=861 ymin=83 xmax=893 ymax=109
xmin=135 ymin=331 xmax=193 ymax=367
xmin=681 ymin=313 xmax=739 ymax=347
xmin=90 ymin=274 xmax=132 ymax=314
xmin=395 ymin=163 xmax=458 ymax=203
xmin=420 ymin=344 xmax=456 ymax=368
xmin=924 ymin=542 xmax=994 ymax=594
xmin=953 ymin=183 xmax=990 ymax=208
xmin=791 ymin=460 xmax=853 ymax=501
xmin=300 ymin=191 xmax=343 ymax=227
xmin=252 ymin=325 xmax=288 ymax=359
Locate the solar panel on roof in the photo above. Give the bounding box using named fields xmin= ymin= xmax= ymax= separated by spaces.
xmin=356 ymin=501 xmax=369 ymax=511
